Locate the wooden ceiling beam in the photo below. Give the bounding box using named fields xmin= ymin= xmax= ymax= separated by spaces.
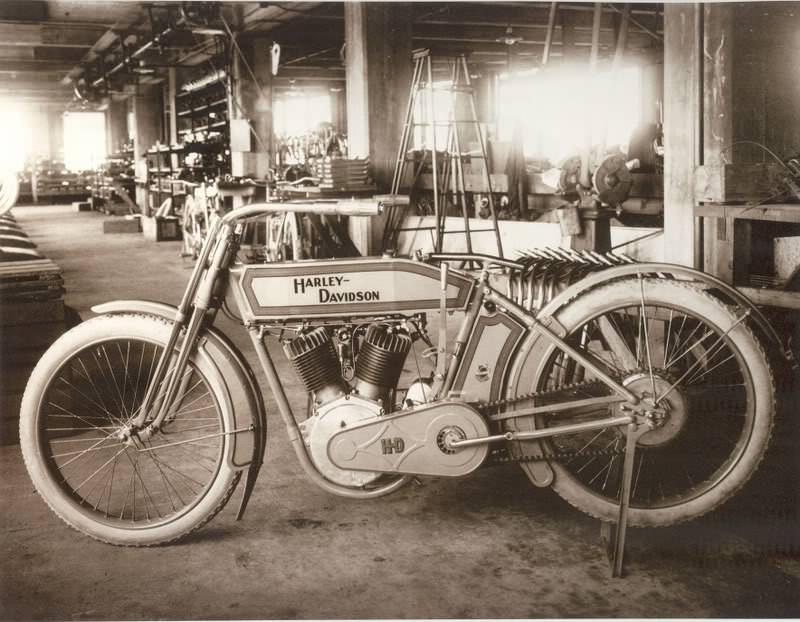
xmin=0 ymin=60 xmax=75 ymax=73
xmin=0 ymin=79 xmax=70 ymax=91
xmin=412 ymin=23 xmax=655 ymax=48
xmin=0 ymin=1 xmax=47 ymax=22
xmin=0 ymin=23 xmax=108 ymax=48
xmin=414 ymin=4 xmax=662 ymax=38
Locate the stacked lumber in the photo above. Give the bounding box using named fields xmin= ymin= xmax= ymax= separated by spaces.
xmin=0 ymin=215 xmax=65 ymax=444
xmin=312 ymin=158 xmax=374 ymax=192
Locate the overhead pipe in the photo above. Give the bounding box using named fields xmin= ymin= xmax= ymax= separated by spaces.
xmin=90 ymin=16 xmax=186 ymax=89
xmin=541 ymin=2 xmax=558 ymax=65
xmin=578 ymin=2 xmax=603 ymax=189
xmin=599 ymin=3 xmax=630 ymax=152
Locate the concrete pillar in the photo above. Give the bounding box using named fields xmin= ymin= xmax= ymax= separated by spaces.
xmin=48 ymin=110 xmax=63 ymax=160
xmin=662 ymin=3 xmax=701 ymax=267
xmin=132 ymin=85 xmax=163 ymax=212
xmin=344 ymin=2 xmax=412 ymax=189
xmin=702 ymin=3 xmax=737 ymax=281
xmin=230 ymin=36 xmax=272 ymax=180
xmin=106 ymin=99 xmax=128 ymax=154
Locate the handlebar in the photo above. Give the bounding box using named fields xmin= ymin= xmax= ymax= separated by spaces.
xmin=220 ymin=194 xmax=410 ymax=224
xmin=220 ymin=200 xmax=381 ymax=224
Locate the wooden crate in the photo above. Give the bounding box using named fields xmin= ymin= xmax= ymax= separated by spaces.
xmin=0 ymin=259 xmax=63 ymax=302
xmin=142 ymin=215 xmax=182 ymax=242
xmin=103 ymin=217 xmax=141 ymax=234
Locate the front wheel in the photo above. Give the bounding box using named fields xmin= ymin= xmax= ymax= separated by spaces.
xmin=20 ymin=314 xmax=240 ymax=545
xmin=507 ymin=278 xmax=775 ymax=527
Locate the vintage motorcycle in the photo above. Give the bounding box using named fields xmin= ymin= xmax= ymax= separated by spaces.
xmin=19 ymin=198 xmax=783 ymax=546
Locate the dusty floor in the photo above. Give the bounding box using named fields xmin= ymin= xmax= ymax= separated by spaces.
xmin=1 ymin=204 xmax=799 ymax=620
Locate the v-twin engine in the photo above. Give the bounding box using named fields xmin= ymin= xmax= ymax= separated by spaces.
xmin=282 ymin=324 xmax=488 ymax=487
xmin=284 ymin=323 xmax=412 ymax=408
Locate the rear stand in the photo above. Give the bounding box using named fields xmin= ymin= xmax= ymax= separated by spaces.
xmin=600 ymin=422 xmax=649 ymax=577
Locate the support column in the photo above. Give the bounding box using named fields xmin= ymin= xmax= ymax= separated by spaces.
xmin=663 ymin=3 xmax=701 ymax=267
xmin=106 ymin=98 xmax=129 ymax=154
xmin=132 ymin=85 xmax=162 ymax=212
xmin=230 ymin=36 xmax=272 ymax=181
xmin=702 ymin=3 xmax=737 ymax=282
xmin=344 ymin=2 xmax=412 ymax=189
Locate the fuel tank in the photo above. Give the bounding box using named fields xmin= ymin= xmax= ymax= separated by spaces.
xmin=229 ymin=257 xmax=474 ymax=320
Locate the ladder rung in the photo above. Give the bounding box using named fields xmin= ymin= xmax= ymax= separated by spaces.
xmin=410 ymin=121 xmax=480 ymax=126
xmin=418 ymin=86 xmax=474 ymax=93
xmin=403 ymin=154 xmax=486 ymax=161
xmin=396 ymin=227 xmax=498 ymax=234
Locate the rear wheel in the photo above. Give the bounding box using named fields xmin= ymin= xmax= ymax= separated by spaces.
xmin=508 ymin=278 xmax=775 ymax=526
xmin=20 ymin=314 xmax=240 ymax=545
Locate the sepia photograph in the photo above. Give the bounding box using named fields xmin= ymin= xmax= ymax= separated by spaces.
xmin=0 ymin=0 xmax=798 ymax=619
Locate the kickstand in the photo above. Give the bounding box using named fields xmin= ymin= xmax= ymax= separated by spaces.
xmin=600 ymin=421 xmax=647 ymax=578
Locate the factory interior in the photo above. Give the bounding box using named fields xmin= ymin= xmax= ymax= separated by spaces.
xmin=0 ymin=1 xmax=798 ymax=619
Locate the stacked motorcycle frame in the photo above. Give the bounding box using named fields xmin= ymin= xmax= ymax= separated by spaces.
xmin=19 ymin=200 xmax=784 ymax=557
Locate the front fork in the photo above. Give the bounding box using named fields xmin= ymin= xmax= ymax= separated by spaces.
xmin=126 ymin=220 xmax=236 ymax=439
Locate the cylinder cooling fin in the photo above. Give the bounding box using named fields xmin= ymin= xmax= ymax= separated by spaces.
xmin=283 ymin=327 xmax=343 ymax=395
xmin=355 ymin=324 xmax=412 ymax=392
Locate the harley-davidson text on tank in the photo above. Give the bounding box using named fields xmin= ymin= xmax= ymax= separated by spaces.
xmin=232 ymin=258 xmax=473 ymax=319
xmin=292 ymin=275 xmax=379 ymax=303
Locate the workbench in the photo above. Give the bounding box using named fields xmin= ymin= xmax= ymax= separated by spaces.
xmin=694 ymin=202 xmax=800 ymax=309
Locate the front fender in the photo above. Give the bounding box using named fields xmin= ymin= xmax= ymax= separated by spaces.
xmin=90 ymin=300 xmax=267 ymax=476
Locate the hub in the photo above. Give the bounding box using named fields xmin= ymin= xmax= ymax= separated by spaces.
xmin=622 ymin=372 xmax=688 ymax=447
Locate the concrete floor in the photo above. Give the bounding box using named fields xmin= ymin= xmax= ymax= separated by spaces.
xmin=1 ymin=204 xmax=799 ymax=620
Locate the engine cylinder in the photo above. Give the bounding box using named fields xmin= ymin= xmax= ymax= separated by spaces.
xmin=284 ymin=327 xmax=345 ymax=404
xmin=354 ymin=324 xmax=412 ymax=402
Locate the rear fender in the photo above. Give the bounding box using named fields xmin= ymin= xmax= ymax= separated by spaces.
xmin=498 ymin=262 xmax=787 ymax=489
xmin=536 ymin=262 xmax=787 ymax=360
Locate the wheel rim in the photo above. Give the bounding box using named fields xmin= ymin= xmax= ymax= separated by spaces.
xmin=535 ymin=300 xmax=756 ymax=511
xmin=35 ymin=337 xmax=225 ymax=529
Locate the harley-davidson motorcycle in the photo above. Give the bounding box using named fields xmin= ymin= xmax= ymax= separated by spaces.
xmin=19 ymin=199 xmax=783 ymax=546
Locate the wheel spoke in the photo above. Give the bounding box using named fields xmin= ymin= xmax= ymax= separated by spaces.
xmin=73 ymin=447 xmax=128 ymax=493
xmin=33 ymin=332 xmax=228 ymax=534
xmin=74 ymin=356 xmax=121 ymax=425
xmin=638 ymin=278 xmax=657 ymax=397
xmin=524 ymin=286 xmax=764 ymax=519
xmin=47 ymin=400 xmax=115 ymax=433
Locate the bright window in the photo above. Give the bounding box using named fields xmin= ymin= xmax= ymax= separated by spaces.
xmin=411 ymin=81 xmax=454 ymax=150
xmin=273 ymin=93 xmax=332 ymax=137
xmin=497 ymin=65 xmax=642 ymax=163
xmin=63 ymin=111 xmax=106 ymax=171
xmin=0 ymin=101 xmax=29 ymax=171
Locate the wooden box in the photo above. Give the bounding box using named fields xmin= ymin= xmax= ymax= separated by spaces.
xmin=103 ymin=217 xmax=141 ymax=234
xmin=142 ymin=215 xmax=182 ymax=242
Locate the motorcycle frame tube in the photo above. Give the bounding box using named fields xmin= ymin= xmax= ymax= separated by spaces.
xmin=246 ymin=326 xmax=411 ymax=498
xmin=482 ymin=286 xmax=639 ymax=404
xmin=133 ymin=221 xmax=229 ymax=429
xmin=429 ymin=255 xmax=638 ymax=404
xmin=151 ymin=225 xmax=234 ymax=430
xmin=429 ymin=253 xmax=785 ymax=363
xmin=449 ymin=414 xmax=635 ymax=449
xmin=442 ymin=275 xmax=486 ymax=393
